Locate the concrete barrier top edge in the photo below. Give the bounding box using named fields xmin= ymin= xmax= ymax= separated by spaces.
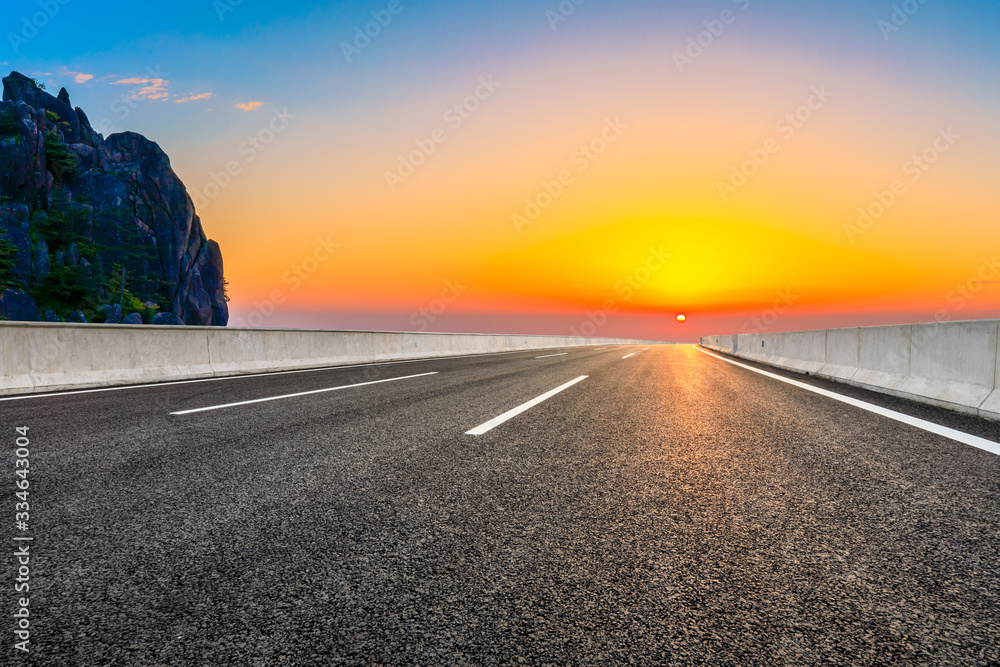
xmin=0 ymin=322 xmax=672 ymax=344
xmin=701 ymin=318 xmax=1000 ymax=339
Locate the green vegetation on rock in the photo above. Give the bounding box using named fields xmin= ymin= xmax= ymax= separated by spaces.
xmin=0 ymin=108 xmax=19 ymax=140
xmin=105 ymin=265 xmax=160 ymax=323
xmin=16 ymin=189 xmax=166 ymax=322
xmin=31 ymin=263 xmax=102 ymax=319
xmin=0 ymin=238 xmax=17 ymax=288
xmin=44 ymin=131 xmax=79 ymax=182
xmin=33 ymin=192 xmax=89 ymax=250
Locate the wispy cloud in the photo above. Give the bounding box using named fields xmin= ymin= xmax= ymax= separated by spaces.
xmin=111 ymin=76 xmax=169 ymax=100
xmin=235 ymin=101 xmax=264 ymax=111
xmin=176 ymin=92 xmax=214 ymax=104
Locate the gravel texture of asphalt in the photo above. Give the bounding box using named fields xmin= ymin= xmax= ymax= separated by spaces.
xmin=2 ymin=345 xmax=999 ymax=665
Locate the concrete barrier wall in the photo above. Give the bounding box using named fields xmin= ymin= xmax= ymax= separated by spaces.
xmin=701 ymin=320 xmax=1000 ymax=420
xmin=0 ymin=322 xmax=661 ymax=396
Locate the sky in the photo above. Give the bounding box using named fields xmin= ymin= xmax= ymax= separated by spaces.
xmin=2 ymin=0 xmax=999 ymax=342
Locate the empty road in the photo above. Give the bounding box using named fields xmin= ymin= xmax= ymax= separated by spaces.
xmin=3 ymin=345 xmax=1000 ymax=665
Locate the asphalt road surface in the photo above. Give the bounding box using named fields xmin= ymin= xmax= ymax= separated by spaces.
xmin=3 ymin=345 xmax=1000 ymax=665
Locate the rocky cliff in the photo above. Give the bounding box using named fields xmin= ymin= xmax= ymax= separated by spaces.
xmin=0 ymin=71 xmax=228 ymax=325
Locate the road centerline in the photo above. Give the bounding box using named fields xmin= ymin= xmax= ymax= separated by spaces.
xmin=169 ymin=372 xmax=439 ymax=416
xmin=696 ymin=346 xmax=1000 ymax=456
xmin=465 ymin=376 xmax=589 ymax=436
xmin=622 ymin=353 xmax=637 ymax=359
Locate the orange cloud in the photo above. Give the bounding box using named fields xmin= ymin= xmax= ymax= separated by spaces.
xmin=61 ymin=68 xmax=93 ymax=84
xmin=176 ymin=92 xmax=214 ymax=103
xmin=111 ymin=77 xmax=169 ymax=100
xmin=235 ymin=101 xmax=264 ymax=111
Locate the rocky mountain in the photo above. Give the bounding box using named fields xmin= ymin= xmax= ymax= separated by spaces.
xmin=0 ymin=71 xmax=228 ymax=325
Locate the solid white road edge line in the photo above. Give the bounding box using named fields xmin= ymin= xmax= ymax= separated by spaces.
xmin=170 ymin=372 xmax=438 ymax=416
xmin=465 ymin=376 xmax=588 ymax=436
xmin=695 ymin=346 xmax=1000 ymax=456
xmin=536 ymin=353 xmax=569 ymax=359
